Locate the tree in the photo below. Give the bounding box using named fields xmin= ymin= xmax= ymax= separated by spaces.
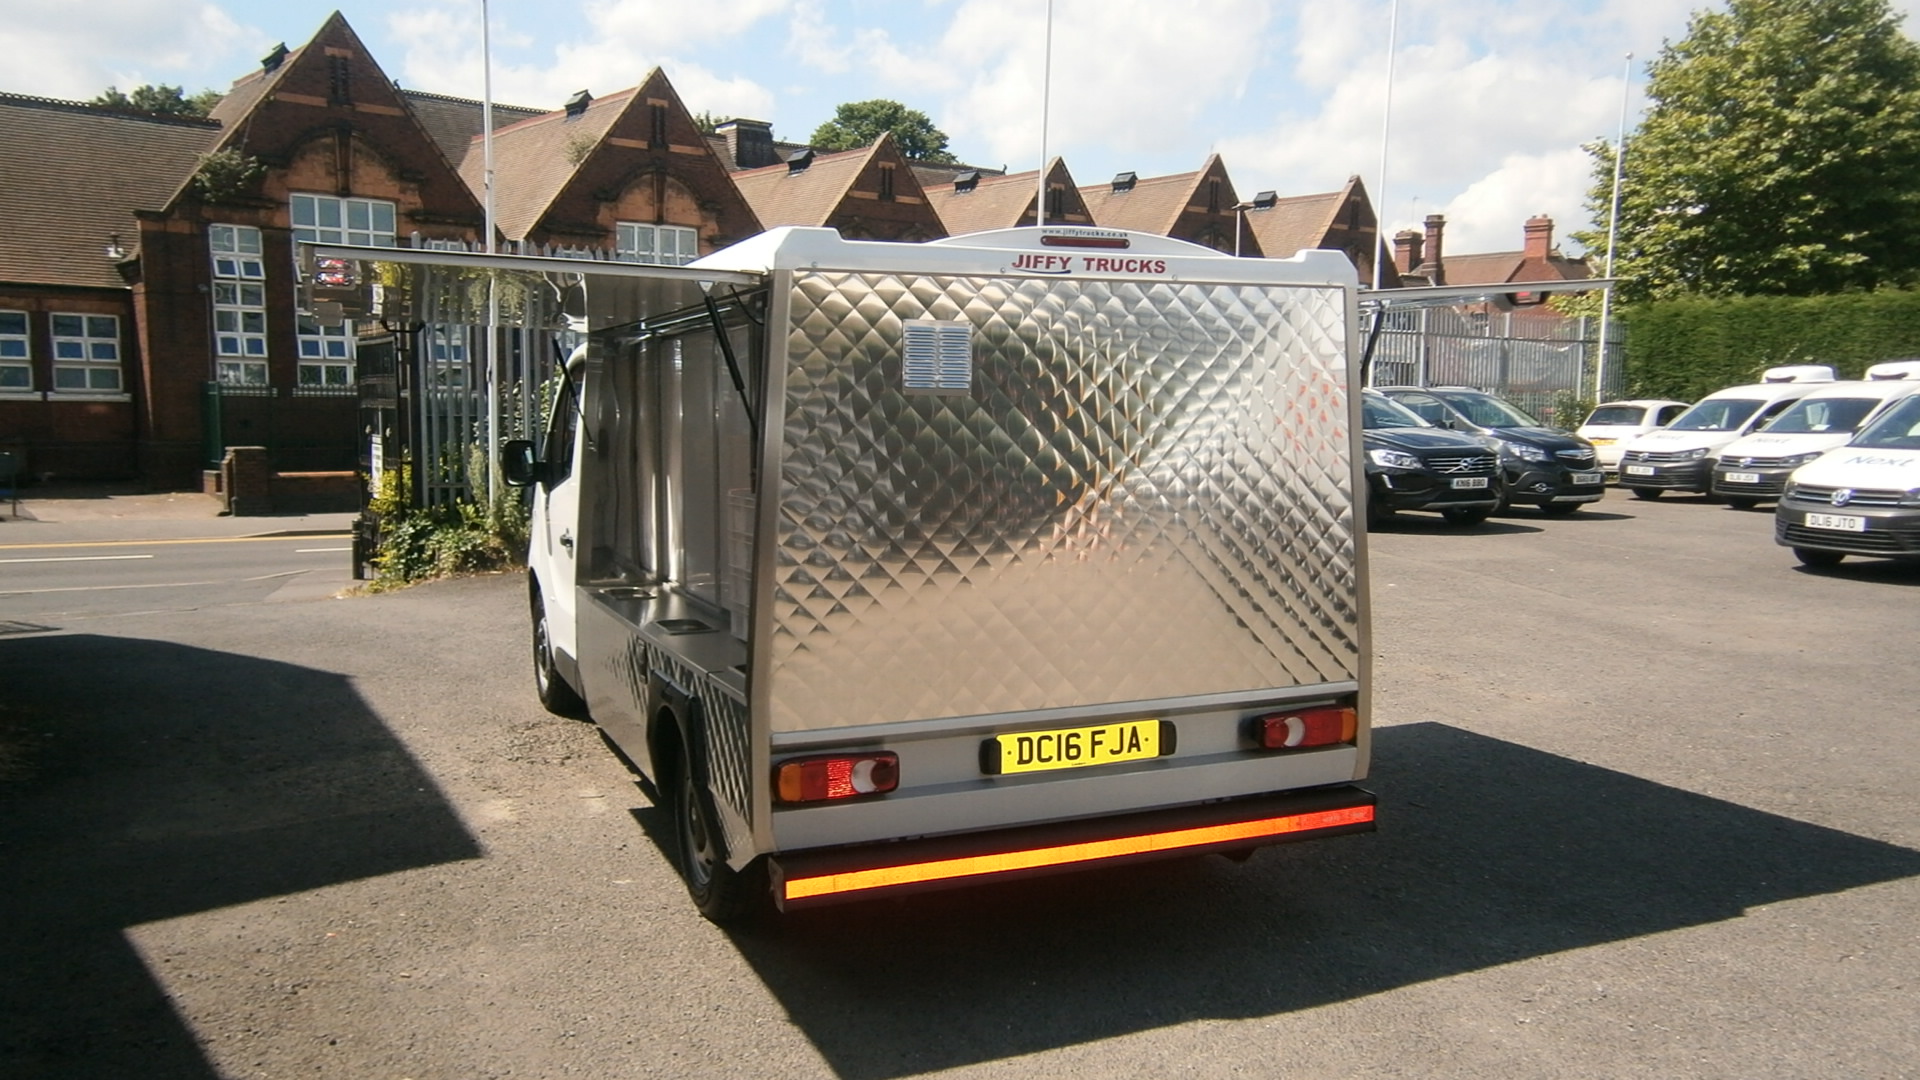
xmin=808 ymin=100 xmax=957 ymax=163
xmin=92 ymin=84 xmax=221 ymax=117
xmin=1574 ymin=0 xmax=1920 ymax=301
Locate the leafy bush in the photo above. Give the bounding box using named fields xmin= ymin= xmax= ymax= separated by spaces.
xmin=1621 ymin=288 xmax=1920 ymax=400
xmin=366 ymin=454 xmax=528 ymax=590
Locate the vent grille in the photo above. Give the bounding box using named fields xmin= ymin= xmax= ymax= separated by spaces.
xmin=901 ymin=319 xmax=973 ymax=394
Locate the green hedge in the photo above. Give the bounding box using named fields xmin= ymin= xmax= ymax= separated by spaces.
xmin=1620 ymin=290 xmax=1920 ymax=401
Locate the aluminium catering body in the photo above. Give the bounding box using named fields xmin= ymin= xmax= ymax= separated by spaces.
xmin=693 ymin=227 xmax=1372 ymax=862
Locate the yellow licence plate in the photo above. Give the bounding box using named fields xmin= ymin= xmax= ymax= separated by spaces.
xmin=981 ymin=720 xmax=1173 ymax=775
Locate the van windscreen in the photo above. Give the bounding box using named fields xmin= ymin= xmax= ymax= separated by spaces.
xmin=1668 ymin=398 xmax=1762 ymax=432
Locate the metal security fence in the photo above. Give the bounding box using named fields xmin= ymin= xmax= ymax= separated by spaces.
xmin=1366 ymin=306 xmax=1625 ymax=423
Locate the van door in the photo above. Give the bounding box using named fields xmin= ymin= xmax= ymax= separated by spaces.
xmin=534 ymin=365 xmax=585 ymax=674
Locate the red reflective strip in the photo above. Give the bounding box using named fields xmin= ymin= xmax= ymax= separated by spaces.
xmin=781 ymin=804 xmax=1375 ymax=901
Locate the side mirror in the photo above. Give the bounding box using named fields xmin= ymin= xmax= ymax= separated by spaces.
xmin=500 ymin=439 xmax=542 ymax=487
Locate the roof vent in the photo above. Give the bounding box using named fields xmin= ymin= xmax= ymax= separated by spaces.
xmin=953 ymin=170 xmax=980 ymax=193
xmin=1252 ymin=190 xmax=1278 ymax=209
xmin=564 ymin=90 xmax=592 ymax=117
xmin=262 ymin=43 xmax=289 ymax=73
xmin=1112 ymin=171 xmax=1137 ymax=193
xmin=787 ymin=148 xmax=815 ymax=173
xmin=1865 ymin=359 xmax=1920 ymax=380
xmin=1760 ymin=364 xmax=1837 ymax=383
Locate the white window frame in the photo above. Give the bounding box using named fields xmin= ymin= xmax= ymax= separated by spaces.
xmin=290 ymin=195 xmax=394 ymax=388
xmin=50 ymin=313 xmax=122 ymax=393
xmin=615 ymin=222 xmax=698 ymax=266
xmin=210 ymin=224 xmax=270 ymax=386
xmin=291 ymin=193 xmax=397 ymax=248
xmin=0 ymin=309 xmax=30 ymax=391
xmin=296 ymin=314 xmax=354 ymax=389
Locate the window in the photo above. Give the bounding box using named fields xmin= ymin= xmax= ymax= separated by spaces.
xmin=210 ymin=224 xmax=269 ymax=386
xmin=328 ymin=55 xmax=351 ymax=105
xmin=291 ymin=193 xmax=397 ymax=248
xmin=296 ymin=315 xmax=354 ymax=388
xmin=50 ymin=313 xmax=121 ymax=392
xmin=291 ymin=195 xmax=391 ymax=387
xmin=0 ymin=310 xmax=29 ymax=390
xmin=615 ymin=222 xmax=698 ymax=266
xmin=879 ymin=164 xmax=896 ymax=202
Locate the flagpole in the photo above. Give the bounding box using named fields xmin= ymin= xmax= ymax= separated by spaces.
xmin=1371 ymin=0 xmax=1398 ymax=291
xmin=1594 ymin=52 xmax=1632 ymax=403
xmin=482 ymin=0 xmax=501 ymax=503
xmin=1036 ymin=0 xmax=1054 ymax=227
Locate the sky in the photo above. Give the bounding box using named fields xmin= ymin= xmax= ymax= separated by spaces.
xmin=7 ymin=0 xmax=1920 ymax=257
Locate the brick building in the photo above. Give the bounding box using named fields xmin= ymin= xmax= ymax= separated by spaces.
xmin=1078 ymin=155 xmax=1262 ymax=256
xmin=922 ymin=158 xmax=1094 ymax=235
xmin=1239 ymin=175 xmax=1399 ymax=285
xmin=729 ymin=134 xmax=945 ymax=242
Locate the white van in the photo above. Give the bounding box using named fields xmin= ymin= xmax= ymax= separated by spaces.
xmin=1576 ymin=399 xmax=1690 ymax=478
xmin=1711 ymin=362 xmax=1920 ymax=507
xmin=1616 ymin=365 xmax=1836 ymax=499
xmin=1775 ymin=390 xmax=1920 ymax=566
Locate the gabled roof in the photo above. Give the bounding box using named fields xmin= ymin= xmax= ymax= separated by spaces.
xmin=402 ymin=89 xmax=544 ymax=172
xmin=924 ymin=158 xmax=1090 ymax=236
xmin=185 ymin=13 xmax=484 ymax=226
xmin=730 ymin=135 xmax=939 ymax=232
xmin=1443 ymin=250 xmax=1591 ymax=286
xmin=1078 ymin=167 xmax=1199 ymax=235
xmin=732 ymin=143 xmax=875 ymax=227
xmin=463 ymin=69 xmax=761 ymax=247
xmin=1242 ymin=185 xmax=1354 ymax=260
xmin=461 ymin=87 xmax=637 ymax=240
xmin=0 ymin=94 xmax=219 ymax=289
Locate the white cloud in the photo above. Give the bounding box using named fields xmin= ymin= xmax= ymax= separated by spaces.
xmin=1442 ymin=146 xmax=1595 ymax=254
xmin=385 ymin=0 xmax=777 ymax=116
xmin=0 ymin=0 xmax=253 ymax=99
xmin=932 ymin=0 xmax=1275 ymax=174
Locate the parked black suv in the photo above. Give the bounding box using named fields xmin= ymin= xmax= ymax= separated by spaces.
xmin=1361 ymin=390 xmax=1503 ymax=526
xmin=1375 ymin=386 xmax=1605 ymax=514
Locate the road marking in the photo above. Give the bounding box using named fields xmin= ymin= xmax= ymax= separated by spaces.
xmin=0 ymin=554 xmax=155 ymax=564
xmin=0 ymin=533 xmax=351 ymax=553
xmin=0 ymin=579 xmax=226 ymax=595
xmin=296 ymin=546 xmax=352 ymax=553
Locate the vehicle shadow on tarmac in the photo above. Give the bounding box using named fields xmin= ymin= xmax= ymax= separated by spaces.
xmin=0 ymin=634 xmax=480 ymax=1080
xmin=727 ymin=721 xmax=1920 ymax=1080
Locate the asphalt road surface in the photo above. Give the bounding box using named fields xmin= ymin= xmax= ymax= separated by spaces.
xmin=2 ymin=492 xmax=1916 ymax=1080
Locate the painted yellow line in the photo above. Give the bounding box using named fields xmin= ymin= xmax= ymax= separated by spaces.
xmin=0 ymin=533 xmax=350 ymax=553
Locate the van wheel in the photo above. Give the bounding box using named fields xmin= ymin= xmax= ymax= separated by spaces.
xmin=1631 ymin=488 xmax=1662 ymax=500
xmin=1793 ymin=547 xmax=1845 ymax=568
xmin=1539 ymin=502 xmax=1582 ymax=516
xmin=1441 ymin=506 xmax=1491 ymax=525
xmin=532 ymin=588 xmax=586 ymax=717
xmin=1725 ymin=497 xmax=1759 ymax=510
xmin=672 ymin=738 xmax=769 ymax=926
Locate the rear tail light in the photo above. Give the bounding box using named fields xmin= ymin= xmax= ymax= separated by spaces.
xmin=1254 ymin=706 xmax=1357 ymax=750
xmin=775 ymin=753 xmax=899 ymax=804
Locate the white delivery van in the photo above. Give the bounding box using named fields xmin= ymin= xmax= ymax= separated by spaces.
xmin=1775 ymin=390 xmax=1920 ymax=566
xmin=1576 ymin=399 xmax=1690 ymax=478
xmin=1616 ymin=365 xmax=1836 ymax=499
xmin=1711 ymin=361 xmax=1920 ymax=507
xmin=327 ymin=227 xmax=1378 ymax=922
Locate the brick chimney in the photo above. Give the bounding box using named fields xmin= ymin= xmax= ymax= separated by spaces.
xmin=1394 ymin=229 xmax=1424 ymax=276
xmin=716 ymin=118 xmax=777 ymax=169
xmin=1422 ymin=214 xmax=1446 ymax=285
xmin=1524 ymin=214 xmax=1554 ymax=259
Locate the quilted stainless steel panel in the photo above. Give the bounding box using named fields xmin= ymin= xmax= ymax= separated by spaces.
xmin=767 ymin=271 xmax=1359 ymax=733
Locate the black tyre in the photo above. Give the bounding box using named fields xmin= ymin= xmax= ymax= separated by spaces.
xmin=532 ymin=588 xmax=586 ymax=717
xmin=1631 ymin=487 xmax=1663 ymax=500
xmin=1440 ymin=506 xmax=1491 ymax=526
xmin=1539 ymin=502 xmax=1583 ymax=516
xmin=1793 ymin=546 xmax=1845 ymax=568
xmin=671 ymin=730 xmax=769 ymax=925
xmin=1725 ymin=497 xmax=1759 ymax=511
xmin=1366 ymin=498 xmax=1392 ymax=528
